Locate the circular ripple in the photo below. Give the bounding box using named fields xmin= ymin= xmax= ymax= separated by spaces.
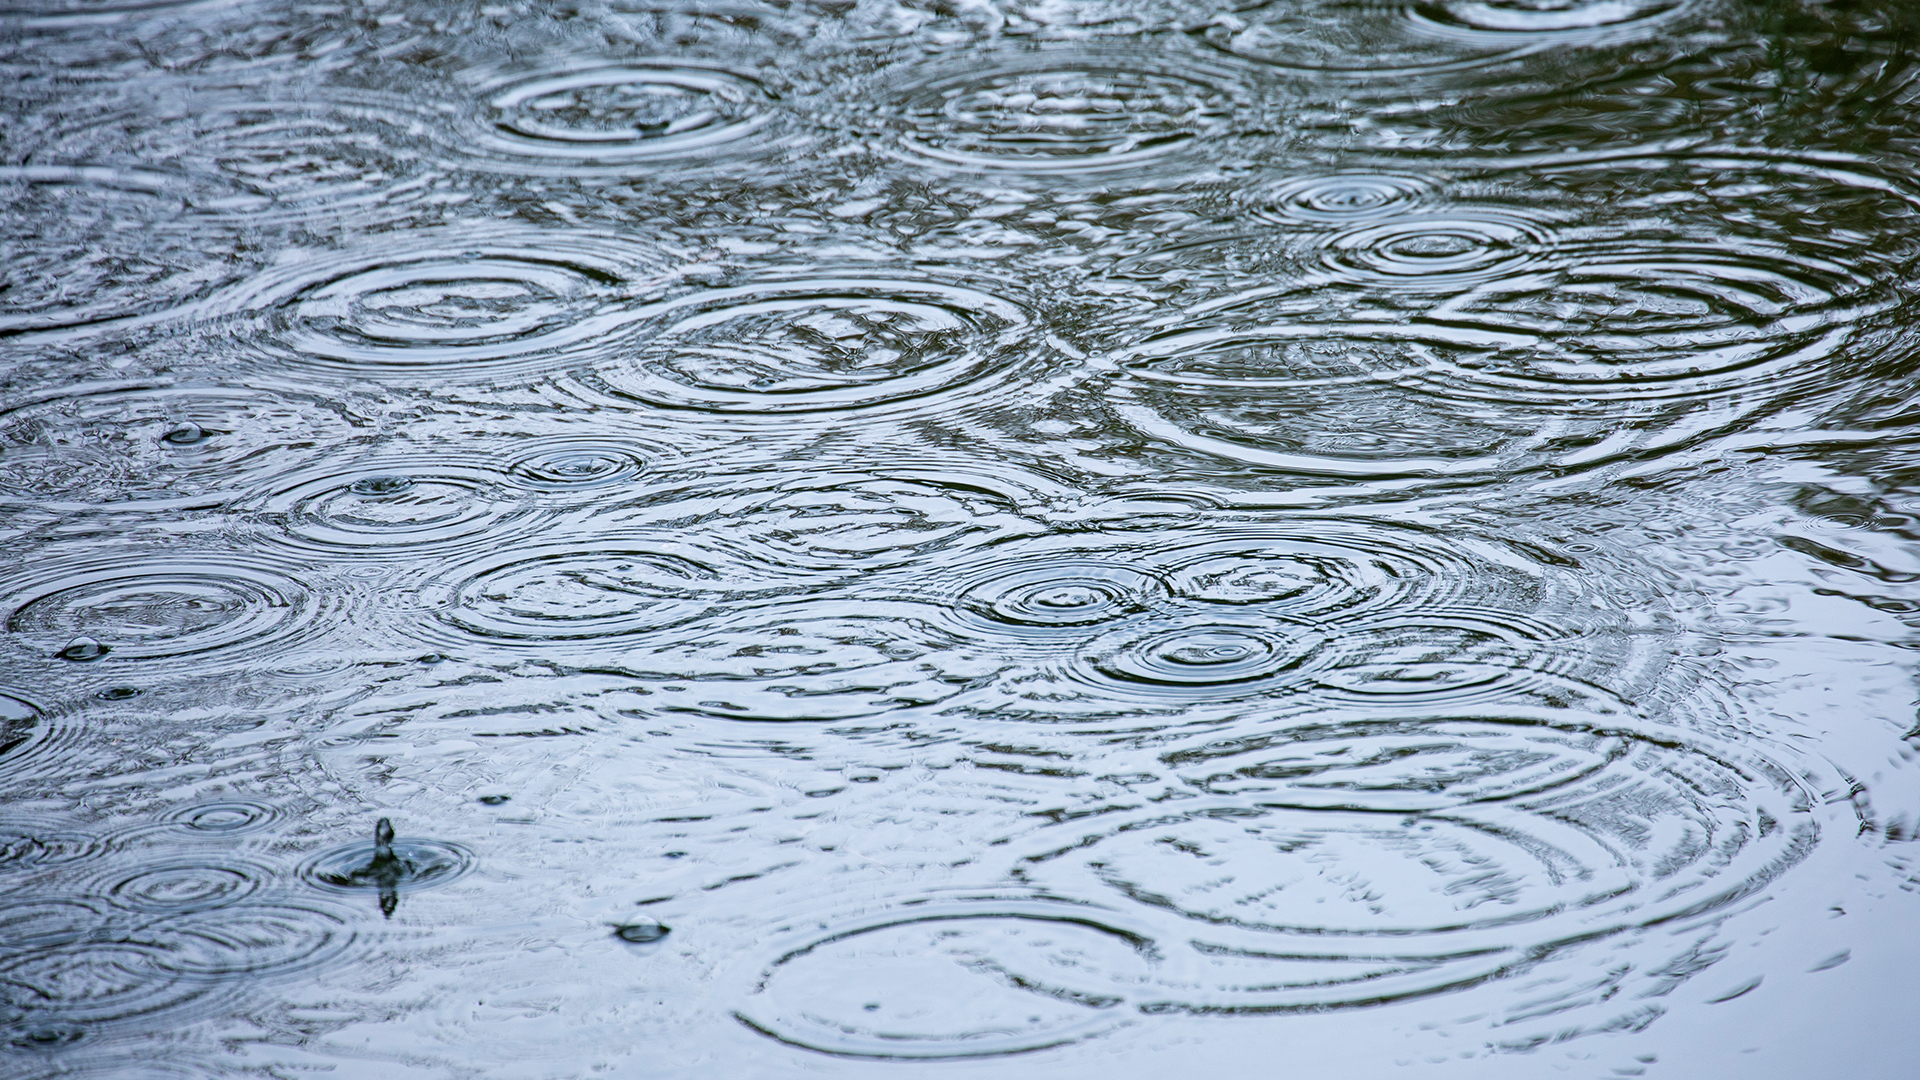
xmin=187 ymin=100 xmax=432 ymax=227
xmin=1161 ymin=714 xmax=1635 ymax=812
xmin=1242 ymin=172 xmax=1432 ymax=225
xmin=1106 ymin=319 xmax=1661 ymax=482
xmin=621 ymin=608 xmax=975 ymax=722
xmin=0 ymin=693 xmax=38 ymax=763
xmin=1077 ymin=619 xmax=1326 ymax=703
xmin=145 ymin=902 xmax=356 ymax=980
xmin=505 ymin=436 xmax=653 ymax=492
xmin=211 ymin=231 xmax=667 ymax=375
xmin=253 ymin=457 xmax=533 ymax=560
xmin=599 ymin=469 xmax=1037 ymax=584
xmin=463 ymin=64 xmax=776 ymax=172
xmin=1201 ymin=0 xmax=1698 ymax=76
xmin=1422 ymin=239 xmax=1889 ymax=403
xmin=1019 ymin=725 xmax=1815 ymax=1012
xmin=1410 ymin=0 xmax=1691 ymax=44
xmin=159 ymin=801 xmax=281 ymax=837
xmin=958 ymin=559 xmax=1166 ymax=634
xmin=102 ymin=862 xmax=265 ymax=914
xmin=0 ymin=166 xmax=242 ymax=342
xmin=0 ymin=383 xmax=359 ymax=510
xmin=0 ymin=942 xmax=213 ymax=1030
xmin=1144 ymin=526 xmax=1472 ymax=621
xmin=589 ymin=278 xmax=1034 ymax=413
xmin=0 ymin=825 xmax=105 ymax=877
xmin=300 ymin=837 xmax=474 ymax=897
xmin=1320 ymin=210 xmax=1553 ymax=291
xmin=888 ymin=56 xmax=1241 ymax=173
xmin=0 ymin=897 xmax=357 ymax=1043
xmin=2 ymin=554 xmax=326 ymax=664
xmin=417 ymin=539 xmax=767 ymax=648
xmin=739 ymin=904 xmax=1155 ymax=1058
xmin=1202 ymin=0 xmax=1508 ymax=74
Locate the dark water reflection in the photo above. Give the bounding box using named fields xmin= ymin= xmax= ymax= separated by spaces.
xmin=4 ymin=0 xmax=1920 ymax=1076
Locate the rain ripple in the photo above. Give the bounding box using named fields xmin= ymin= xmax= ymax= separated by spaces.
xmin=248 ymin=454 xmax=539 ymax=562
xmin=1203 ymin=0 xmax=1710 ymax=77
xmin=738 ymin=898 xmax=1157 ymax=1059
xmin=208 ymin=230 xmax=673 ymax=376
xmin=1 ymin=551 xmax=340 ymax=669
xmin=1109 ymin=214 xmax=1894 ymax=484
xmin=1013 ymin=716 xmax=1817 ymax=1016
xmin=455 ymin=63 xmax=780 ymax=174
xmin=860 ymin=48 xmax=1251 ymax=176
xmin=580 ymin=276 xmax=1045 ymax=414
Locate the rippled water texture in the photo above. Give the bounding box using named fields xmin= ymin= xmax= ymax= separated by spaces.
xmin=4 ymin=1 xmax=1920 ymax=1077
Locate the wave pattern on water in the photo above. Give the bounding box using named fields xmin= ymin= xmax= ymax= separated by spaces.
xmin=2 ymin=0 xmax=1917 ymax=1073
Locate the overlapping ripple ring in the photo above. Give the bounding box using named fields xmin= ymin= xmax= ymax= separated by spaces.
xmin=951 ymin=557 xmax=1167 ymax=639
xmin=588 ymin=278 xmax=1036 ymax=413
xmin=1016 ymin=720 xmax=1816 ymax=1014
xmin=0 ymin=382 xmax=357 ymax=510
xmin=0 ymin=169 xmax=238 ymax=342
xmin=593 ymin=468 xmax=1041 ymax=584
xmin=97 ymin=859 xmax=270 ymax=913
xmin=210 ymin=231 xmax=666 ymax=375
xmin=1419 ymin=239 xmax=1890 ymax=403
xmin=1073 ymin=617 xmax=1328 ymax=704
xmin=1105 ymin=318 xmax=1663 ymax=479
xmin=456 ymin=62 xmax=776 ymax=174
xmin=1161 ymin=712 xmax=1639 ymax=812
xmin=158 ymin=801 xmax=282 ymax=837
xmin=1309 ymin=613 xmax=1649 ymax=712
xmin=1204 ymin=0 xmax=1696 ymax=74
xmin=0 ymin=691 xmax=38 ymax=765
xmin=1 ymin=553 xmax=327 ymax=664
xmin=617 ymin=608 xmax=973 ymax=722
xmin=187 ymin=99 xmax=434 ymax=227
xmin=251 ymin=455 xmax=536 ymax=561
xmin=737 ymin=898 xmax=1157 ymax=1058
xmin=415 ymin=537 xmax=776 ymax=650
xmin=887 ymin=53 xmax=1244 ymax=173
xmin=1408 ymin=0 xmax=1695 ymax=48
xmin=1318 ymin=209 xmax=1554 ymax=291
xmin=0 ymin=821 xmax=106 ymax=878
xmin=1140 ymin=525 xmax=1493 ymax=622
xmin=0 ymin=895 xmax=357 ymax=1036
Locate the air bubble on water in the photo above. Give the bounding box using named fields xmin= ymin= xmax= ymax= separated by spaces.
xmin=162 ymin=422 xmax=209 ymax=446
xmin=614 ymin=916 xmax=670 ymax=944
xmin=58 ymin=635 xmax=109 ymax=662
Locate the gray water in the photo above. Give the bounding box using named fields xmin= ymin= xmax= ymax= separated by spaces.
xmin=3 ymin=1 xmax=1919 ymax=1076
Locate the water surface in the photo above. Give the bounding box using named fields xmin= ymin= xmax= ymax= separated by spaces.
xmin=4 ymin=1 xmax=1920 ymax=1077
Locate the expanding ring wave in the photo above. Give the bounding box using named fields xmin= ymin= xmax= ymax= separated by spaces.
xmin=587 ymin=278 xmax=1037 ymax=413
